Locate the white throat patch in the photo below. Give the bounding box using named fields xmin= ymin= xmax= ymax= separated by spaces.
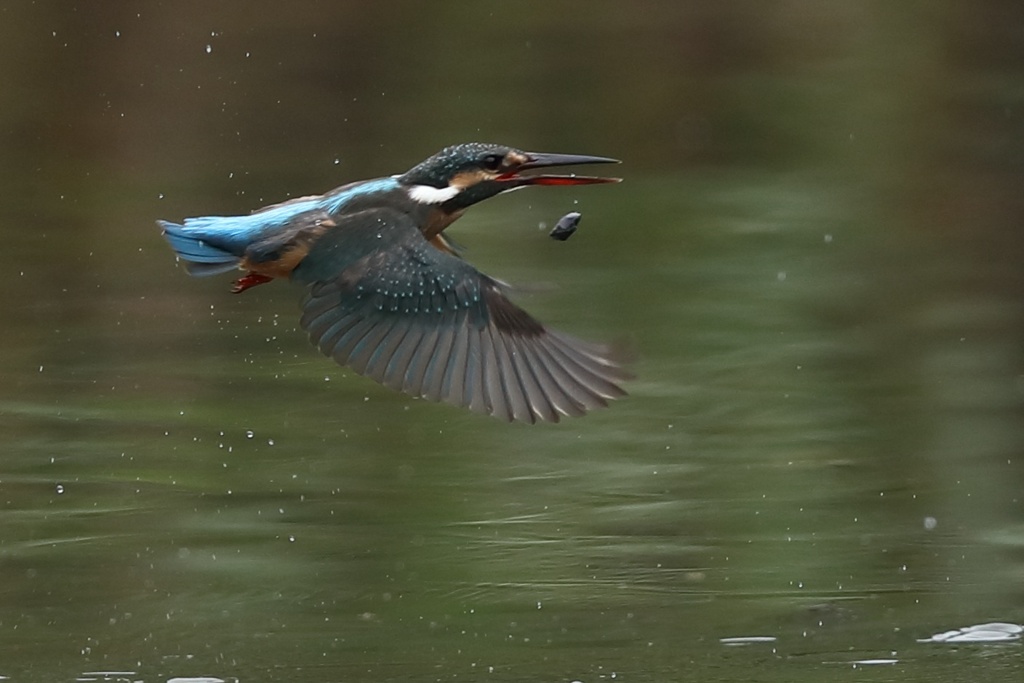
xmin=407 ymin=184 xmax=461 ymax=204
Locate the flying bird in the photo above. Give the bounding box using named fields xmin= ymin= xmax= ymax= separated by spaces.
xmin=157 ymin=143 xmax=628 ymax=423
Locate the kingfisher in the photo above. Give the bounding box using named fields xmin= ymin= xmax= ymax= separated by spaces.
xmin=157 ymin=142 xmax=628 ymax=423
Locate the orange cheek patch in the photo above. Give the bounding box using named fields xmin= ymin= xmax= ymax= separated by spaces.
xmin=450 ymin=170 xmax=492 ymax=188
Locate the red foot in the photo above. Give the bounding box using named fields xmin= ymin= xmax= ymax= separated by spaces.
xmin=231 ymin=272 xmax=274 ymax=294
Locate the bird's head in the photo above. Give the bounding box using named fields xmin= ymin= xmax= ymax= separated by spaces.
xmin=398 ymin=143 xmax=620 ymax=210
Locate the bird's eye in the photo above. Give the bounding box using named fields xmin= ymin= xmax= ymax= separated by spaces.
xmin=482 ymin=154 xmax=504 ymax=171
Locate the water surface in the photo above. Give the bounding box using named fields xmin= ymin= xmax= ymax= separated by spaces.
xmin=1 ymin=3 xmax=1022 ymax=682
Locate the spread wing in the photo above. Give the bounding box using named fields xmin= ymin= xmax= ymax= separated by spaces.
xmin=292 ymin=208 xmax=628 ymax=423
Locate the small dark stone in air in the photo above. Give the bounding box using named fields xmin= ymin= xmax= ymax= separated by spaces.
xmin=549 ymin=211 xmax=581 ymax=241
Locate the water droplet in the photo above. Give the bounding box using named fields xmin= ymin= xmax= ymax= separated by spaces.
xmin=245 ymin=430 xmax=254 ymax=439
xmin=55 ymin=484 xmax=64 ymax=494
xmin=205 ymin=44 xmax=212 ymax=54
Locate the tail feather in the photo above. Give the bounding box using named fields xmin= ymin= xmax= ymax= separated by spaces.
xmin=157 ymin=220 xmax=241 ymax=276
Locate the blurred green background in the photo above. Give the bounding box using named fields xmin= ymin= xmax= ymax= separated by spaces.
xmin=1 ymin=2 xmax=1023 ymax=681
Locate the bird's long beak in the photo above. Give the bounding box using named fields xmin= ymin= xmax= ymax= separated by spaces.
xmin=499 ymin=152 xmax=622 ymax=186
